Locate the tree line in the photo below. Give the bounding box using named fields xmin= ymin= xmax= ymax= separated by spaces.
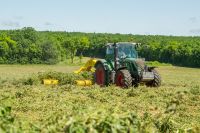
xmin=0 ymin=27 xmax=200 ymax=67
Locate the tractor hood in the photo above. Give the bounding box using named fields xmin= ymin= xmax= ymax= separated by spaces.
xmin=123 ymin=58 xmax=146 ymax=75
xmin=135 ymin=58 xmax=146 ymax=69
xmin=125 ymin=58 xmax=145 ymax=69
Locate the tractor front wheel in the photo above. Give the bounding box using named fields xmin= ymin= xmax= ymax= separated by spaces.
xmin=115 ymin=70 xmax=132 ymax=88
xmin=94 ymin=63 xmax=107 ymax=86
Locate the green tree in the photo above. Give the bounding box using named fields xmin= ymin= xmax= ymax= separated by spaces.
xmin=62 ymin=37 xmax=78 ymax=63
xmin=40 ymin=40 xmax=60 ymax=64
xmin=21 ymin=27 xmax=38 ymax=43
xmin=78 ymin=37 xmax=90 ymax=62
xmin=0 ymin=34 xmax=17 ymax=63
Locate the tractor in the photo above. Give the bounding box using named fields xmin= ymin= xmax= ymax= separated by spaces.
xmin=94 ymin=42 xmax=161 ymax=88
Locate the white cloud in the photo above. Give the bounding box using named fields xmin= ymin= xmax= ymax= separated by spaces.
xmin=13 ymin=16 xmax=23 ymax=20
xmin=44 ymin=22 xmax=53 ymax=26
xmin=1 ymin=20 xmax=20 ymax=27
xmin=189 ymin=29 xmax=200 ymax=34
xmin=189 ymin=17 xmax=198 ymax=23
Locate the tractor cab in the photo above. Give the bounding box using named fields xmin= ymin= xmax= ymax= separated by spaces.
xmin=106 ymin=42 xmax=138 ymax=60
xmin=105 ymin=42 xmax=139 ymax=71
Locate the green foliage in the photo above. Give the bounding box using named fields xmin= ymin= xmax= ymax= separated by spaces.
xmin=62 ymin=37 xmax=77 ymax=63
xmin=0 ymin=106 xmax=14 ymax=127
xmin=0 ymin=101 xmax=199 ymax=132
xmin=0 ymin=106 xmax=22 ymax=133
xmin=1 ymin=65 xmax=200 ymax=132
xmin=146 ymin=61 xmax=172 ymax=67
xmin=63 ymin=112 xmax=141 ymax=133
xmin=78 ymin=37 xmax=90 ymax=63
xmin=62 ymin=36 xmax=90 ymax=63
xmin=190 ymin=85 xmax=200 ymax=95
xmin=138 ymin=37 xmax=200 ymax=67
xmin=1 ymin=27 xmax=200 ymax=67
xmin=21 ymin=75 xmax=41 ymax=85
xmin=0 ymin=33 xmax=17 ymax=64
xmin=40 ymin=40 xmax=60 ymax=64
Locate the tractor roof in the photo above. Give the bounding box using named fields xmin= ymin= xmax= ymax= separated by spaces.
xmin=106 ymin=42 xmax=137 ymax=46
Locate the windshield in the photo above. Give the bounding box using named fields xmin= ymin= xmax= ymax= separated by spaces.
xmin=118 ymin=44 xmax=137 ymax=59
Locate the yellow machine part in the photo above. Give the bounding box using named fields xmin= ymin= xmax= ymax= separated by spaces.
xmin=74 ymin=58 xmax=97 ymax=74
xmin=43 ymin=79 xmax=58 ymax=85
xmin=75 ymin=80 xmax=93 ymax=86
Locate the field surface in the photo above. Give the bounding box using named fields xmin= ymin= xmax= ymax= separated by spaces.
xmin=0 ymin=63 xmax=200 ymax=132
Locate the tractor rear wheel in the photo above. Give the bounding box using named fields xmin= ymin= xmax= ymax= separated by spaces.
xmin=94 ymin=63 xmax=107 ymax=86
xmin=115 ymin=69 xmax=132 ymax=88
xmin=146 ymin=69 xmax=161 ymax=87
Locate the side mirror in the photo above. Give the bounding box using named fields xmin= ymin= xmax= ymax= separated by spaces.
xmin=112 ymin=42 xmax=117 ymax=47
xmin=141 ymin=58 xmax=145 ymax=61
xmin=135 ymin=43 xmax=141 ymax=48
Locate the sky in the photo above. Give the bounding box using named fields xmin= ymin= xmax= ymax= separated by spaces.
xmin=0 ymin=0 xmax=200 ymax=36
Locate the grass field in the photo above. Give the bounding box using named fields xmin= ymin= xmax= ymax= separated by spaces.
xmin=0 ymin=62 xmax=200 ymax=132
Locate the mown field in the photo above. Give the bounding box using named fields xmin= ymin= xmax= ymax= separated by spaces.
xmin=0 ymin=61 xmax=200 ymax=132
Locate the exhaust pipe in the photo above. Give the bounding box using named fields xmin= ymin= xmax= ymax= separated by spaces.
xmin=113 ymin=42 xmax=118 ymax=71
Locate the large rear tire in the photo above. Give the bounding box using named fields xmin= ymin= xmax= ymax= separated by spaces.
xmin=94 ymin=63 xmax=107 ymax=86
xmin=115 ymin=69 xmax=132 ymax=88
xmin=146 ymin=69 xmax=161 ymax=87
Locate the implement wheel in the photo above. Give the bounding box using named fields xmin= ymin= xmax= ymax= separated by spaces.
xmin=94 ymin=63 xmax=107 ymax=86
xmin=115 ymin=69 xmax=132 ymax=88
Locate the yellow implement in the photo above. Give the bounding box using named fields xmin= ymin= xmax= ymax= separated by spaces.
xmin=75 ymin=80 xmax=93 ymax=86
xmin=74 ymin=58 xmax=97 ymax=74
xmin=43 ymin=79 xmax=58 ymax=85
xmin=42 ymin=59 xmax=97 ymax=86
xmin=74 ymin=58 xmax=97 ymax=86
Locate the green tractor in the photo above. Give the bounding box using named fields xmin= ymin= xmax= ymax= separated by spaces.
xmin=94 ymin=42 xmax=161 ymax=88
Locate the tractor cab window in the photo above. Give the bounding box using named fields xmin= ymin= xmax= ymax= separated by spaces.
xmin=118 ymin=44 xmax=137 ymax=59
xmin=106 ymin=46 xmax=114 ymax=55
xmin=106 ymin=45 xmax=114 ymax=60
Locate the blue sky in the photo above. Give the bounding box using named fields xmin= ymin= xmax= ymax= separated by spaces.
xmin=0 ymin=0 xmax=200 ymax=36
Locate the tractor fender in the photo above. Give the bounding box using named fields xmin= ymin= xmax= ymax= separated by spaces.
xmin=95 ymin=59 xmax=111 ymax=71
xmin=148 ymin=66 xmax=157 ymax=71
xmin=117 ymin=67 xmax=127 ymax=71
xmin=94 ymin=59 xmax=111 ymax=86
